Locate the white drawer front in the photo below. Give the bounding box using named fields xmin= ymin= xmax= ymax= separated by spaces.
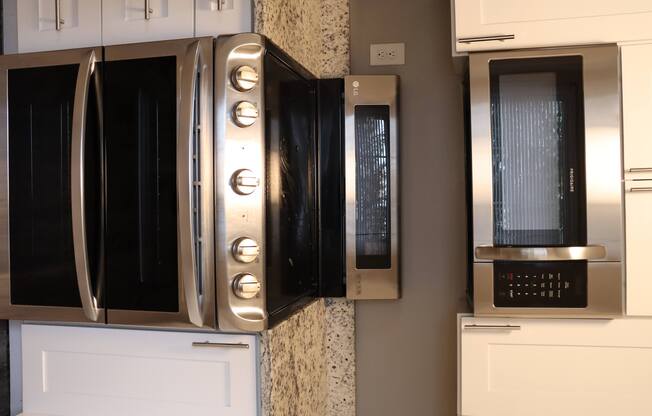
xmin=460 ymin=317 xmax=652 ymax=416
xmin=22 ymin=324 xmax=257 ymax=416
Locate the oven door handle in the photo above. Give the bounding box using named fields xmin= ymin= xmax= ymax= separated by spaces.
xmin=178 ymin=40 xmax=204 ymax=328
xmin=475 ymin=245 xmax=607 ymax=261
xmin=71 ymin=50 xmax=101 ymax=322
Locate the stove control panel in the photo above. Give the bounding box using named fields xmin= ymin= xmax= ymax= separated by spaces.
xmin=494 ymin=261 xmax=587 ymax=308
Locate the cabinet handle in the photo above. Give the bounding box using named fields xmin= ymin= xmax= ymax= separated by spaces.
xmin=629 ymin=167 xmax=652 ymax=173
xmin=463 ymin=324 xmax=521 ymax=331
xmin=145 ymin=0 xmax=154 ymax=20
xmin=458 ymin=34 xmax=515 ymax=44
xmin=217 ymin=0 xmax=225 ymax=11
xmin=55 ymin=0 xmax=65 ymax=31
xmin=192 ymin=341 xmax=250 ymax=349
xmin=629 ymin=187 xmax=652 ymax=193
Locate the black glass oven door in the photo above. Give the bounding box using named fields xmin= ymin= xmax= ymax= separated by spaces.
xmin=0 ymin=48 xmax=104 ymax=323
xmin=104 ymin=38 xmax=215 ymax=329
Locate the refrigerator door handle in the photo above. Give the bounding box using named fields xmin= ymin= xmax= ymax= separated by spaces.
xmin=71 ymin=50 xmax=101 ymax=322
xmin=178 ymin=40 xmax=204 ymax=328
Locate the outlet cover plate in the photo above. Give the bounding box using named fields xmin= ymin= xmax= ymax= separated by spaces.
xmin=370 ymin=42 xmax=405 ymax=66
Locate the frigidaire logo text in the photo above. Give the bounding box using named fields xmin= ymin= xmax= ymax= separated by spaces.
xmin=569 ymin=168 xmax=575 ymax=193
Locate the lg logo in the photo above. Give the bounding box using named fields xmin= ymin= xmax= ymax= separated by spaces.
xmin=352 ymin=80 xmax=360 ymax=96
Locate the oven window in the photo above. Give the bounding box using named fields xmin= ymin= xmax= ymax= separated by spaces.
xmin=355 ymin=105 xmax=391 ymax=269
xmin=490 ymin=56 xmax=586 ymax=247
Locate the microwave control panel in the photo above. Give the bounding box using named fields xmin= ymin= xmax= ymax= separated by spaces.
xmin=493 ymin=261 xmax=587 ymax=308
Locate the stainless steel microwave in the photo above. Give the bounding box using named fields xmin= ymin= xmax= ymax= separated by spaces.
xmin=468 ymin=45 xmax=623 ymax=318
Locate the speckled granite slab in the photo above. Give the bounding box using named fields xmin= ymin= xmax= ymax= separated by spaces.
xmin=254 ymin=1 xmax=354 ymax=415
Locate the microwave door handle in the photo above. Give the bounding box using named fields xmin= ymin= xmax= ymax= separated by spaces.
xmin=178 ymin=40 xmax=203 ymax=328
xmin=71 ymin=50 xmax=100 ymax=322
xmin=475 ymin=245 xmax=607 ymax=261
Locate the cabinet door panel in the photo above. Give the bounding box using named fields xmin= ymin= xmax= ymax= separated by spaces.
xmin=625 ymin=185 xmax=652 ymax=315
xmin=12 ymin=0 xmax=102 ymax=53
xmin=622 ymin=44 xmax=652 ymax=173
xmin=454 ymin=0 xmax=652 ymax=52
xmin=22 ymin=324 xmax=257 ymax=416
xmin=195 ymin=0 xmax=252 ymax=37
xmin=459 ymin=317 xmax=652 ymax=416
xmin=102 ymin=0 xmax=194 ymax=45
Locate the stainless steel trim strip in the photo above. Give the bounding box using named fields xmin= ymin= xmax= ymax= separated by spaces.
xmin=192 ymin=341 xmax=249 ymax=349
xmin=55 ymin=0 xmax=64 ymax=31
xmin=71 ymin=50 xmax=100 ymax=322
xmin=458 ymin=34 xmax=515 ymax=44
xmin=344 ymin=75 xmax=400 ymax=300
xmin=475 ymin=245 xmax=607 ymax=261
xmin=463 ymin=324 xmax=521 ymax=331
xmin=178 ymin=41 xmax=203 ymax=328
xmin=215 ymin=34 xmax=268 ymax=331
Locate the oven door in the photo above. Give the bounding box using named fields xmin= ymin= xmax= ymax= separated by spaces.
xmin=103 ymin=38 xmax=215 ymax=329
xmin=0 ymin=48 xmax=105 ymax=323
xmin=470 ymin=45 xmax=623 ymax=317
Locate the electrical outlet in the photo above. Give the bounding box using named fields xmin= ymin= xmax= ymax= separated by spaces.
xmin=370 ymin=43 xmax=405 ymax=66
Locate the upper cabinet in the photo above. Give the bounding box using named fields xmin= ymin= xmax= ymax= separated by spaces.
xmin=3 ymin=0 xmax=253 ymax=53
xmin=196 ymin=0 xmax=252 ymax=37
xmin=3 ymin=0 xmax=102 ymax=53
xmin=452 ymin=0 xmax=652 ymax=53
xmin=102 ymin=0 xmax=194 ymax=45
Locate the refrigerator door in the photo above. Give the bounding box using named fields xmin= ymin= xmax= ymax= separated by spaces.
xmin=103 ymin=38 xmax=215 ymax=329
xmin=0 ymin=47 xmax=105 ymax=323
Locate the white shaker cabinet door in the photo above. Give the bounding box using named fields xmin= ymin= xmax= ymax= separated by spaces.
xmin=195 ymin=0 xmax=252 ymax=37
xmin=5 ymin=0 xmax=102 ymax=53
xmin=625 ymin=183 xmax=652 ymax=316
xmin=459 ymin=316 xmax=652 ymax=416
xmin=102 ymin=0 xmax=194 ymax=46
xmin=21 ymin=324 xmax=258 ymax=416
xmin=622 ymin=43 xmax=652 ymax=174
xmin=453 ymin=0 xmax=652 ymax=52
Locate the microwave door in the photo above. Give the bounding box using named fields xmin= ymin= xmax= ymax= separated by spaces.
xmin=103 ymin=38 xmax=215 ymax=329
xmin=344 ymin=75 xmax=400 ymax=300
xmin=0 ymin=48 xmax=105 ymax=323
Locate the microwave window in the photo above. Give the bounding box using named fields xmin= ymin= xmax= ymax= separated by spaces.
xmin=355 ymin=105 xmax=391 ymax=269
xmin=490 ymin=56 xmax=587 ymax=247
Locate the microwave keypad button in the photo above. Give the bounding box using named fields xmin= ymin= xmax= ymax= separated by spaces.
xmin=232 ymin=237 xmax=260 ymax=263
xmin=231 ymin=169 xmax=259 ymax=195
xmin=232 ymin=101 xmax=259 ymax=127
xmin=231 ymin=65 xmax=259 ymax=91
xmin=232 ymin=273 xmax=261 ymax=299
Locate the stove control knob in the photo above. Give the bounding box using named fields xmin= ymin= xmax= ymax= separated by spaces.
xmin=231 ymin=169 xmax=259 ymax=195
xmin=232 ymin=65 xmax=259 ymax=91
xmin=232 ymin=237 xmax=260 ymax=263
xmin=232 ymin=273 xmax=261 ymax=299
xmin=232 ymin=101 xmax=258 ymax=127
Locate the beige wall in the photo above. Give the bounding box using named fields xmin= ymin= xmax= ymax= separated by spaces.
xmin=350 ymin=0 xmax=469 ymax=415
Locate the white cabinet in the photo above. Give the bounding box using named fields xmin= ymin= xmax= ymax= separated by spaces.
xmin=3 ymin=0 xmax=102 ymax=53
xmin=622 ymin=43 xmax=652 ymax=315
xmin=622 ymin=44 xmax=652 ymax=173
xmin=21 ymin=324 xmax=258 ymax=416
xmin=195 ymin=0 xmax=252 ymax=37
xmin=453 ymin=0 xmax=652 ymax=53
xmin=102 ymin=0 xmax=195 ymax=45
xmin=459 ymin=316 xmax=652 ymax=416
